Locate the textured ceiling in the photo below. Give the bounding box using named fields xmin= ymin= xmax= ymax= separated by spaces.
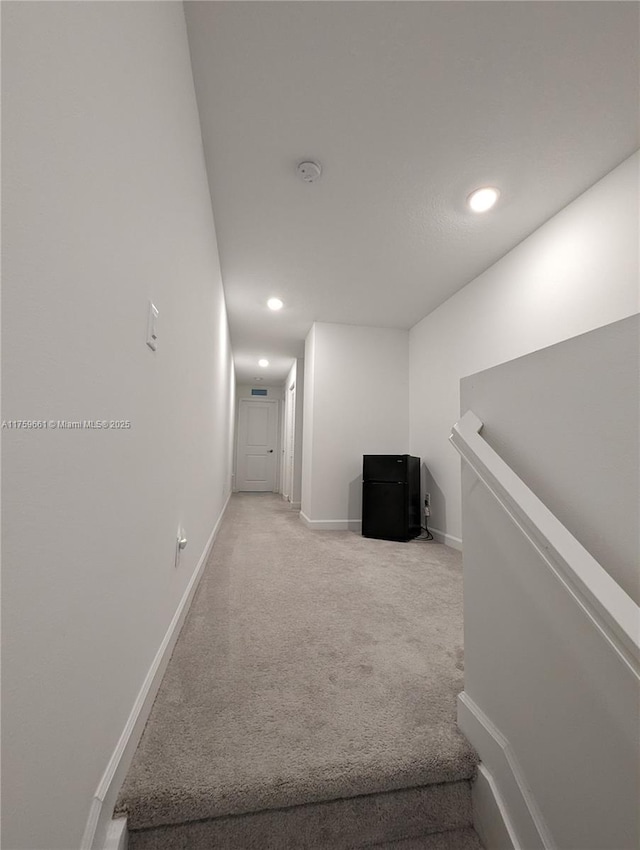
xmin=185 ymin=1 xmax=639 ymax=384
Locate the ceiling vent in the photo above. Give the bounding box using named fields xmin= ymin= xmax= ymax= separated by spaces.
xmin=296 ymin=160 xmax=322 ymax=183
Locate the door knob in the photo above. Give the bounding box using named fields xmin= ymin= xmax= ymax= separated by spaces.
xmin=268 ymin=449 xmax=274 ymax=453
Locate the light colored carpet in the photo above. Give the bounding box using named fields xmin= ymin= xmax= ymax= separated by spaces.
xmin=116 ymin=493 xmax=478 ymax=842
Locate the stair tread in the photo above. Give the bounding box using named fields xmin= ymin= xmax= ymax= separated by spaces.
xmin=126 ymin=781 xmax=475 ymax=850
xmin=369 ymin=827 xmax=483 ymax=849
xmin=120 ymin=745 xmax=477 ymax=831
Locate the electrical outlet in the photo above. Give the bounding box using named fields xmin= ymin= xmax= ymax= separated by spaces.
xmin=425 ymin=493 xmax=431 ymax=508
xmin=175 ymin=528 xmax=187 ymax=568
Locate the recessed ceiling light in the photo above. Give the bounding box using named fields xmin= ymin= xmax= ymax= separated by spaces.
xmin=258 ymin=358 xmax=269 ymax=368
xmin=267 ymin=297 xmax=284 ymax=311
xmin=467 ymin=187 xmax=500 ymax=213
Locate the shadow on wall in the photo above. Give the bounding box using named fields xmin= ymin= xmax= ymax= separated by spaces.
xmin=422 ymin=462 xmax=446 ymax=534
xmin=348 ymin=474 xmax=362 ymax=533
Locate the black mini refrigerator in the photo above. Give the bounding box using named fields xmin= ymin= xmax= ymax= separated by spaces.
xmin=362 ymin=455 xmax=421 ymax=541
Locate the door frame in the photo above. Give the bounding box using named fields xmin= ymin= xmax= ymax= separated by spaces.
xmin=282 ymin=380 xmax=297 ymax=502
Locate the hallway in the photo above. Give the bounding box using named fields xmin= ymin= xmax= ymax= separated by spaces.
xmin=115 ymin=494 xmax=479 ymax=848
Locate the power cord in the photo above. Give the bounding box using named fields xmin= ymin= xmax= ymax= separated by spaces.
xmin=412 ymin=524 xmax=434 ymax=542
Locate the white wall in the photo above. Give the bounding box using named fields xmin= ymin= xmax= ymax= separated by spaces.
xmin=457 ymin=322 xmax=639 ymax=849
xmin=461 ymin=315 xmax=639 ymax=605
xmin=301 ymin=323 xmax=409 ymax=529
xmin=461 ymin=458 xmax=639 ymax=850
xmin=1 ymin=4 xmax=235 ymax=849
xmin=409 ymin=152 xmax=640 ymax=546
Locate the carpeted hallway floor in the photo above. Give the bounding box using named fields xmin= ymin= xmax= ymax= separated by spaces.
xmin=116 ymin=494 xmax=480 ymax=848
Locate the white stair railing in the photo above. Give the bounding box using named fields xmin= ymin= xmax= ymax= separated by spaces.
xmin=450 ymin=410 xmax=639 ymax=678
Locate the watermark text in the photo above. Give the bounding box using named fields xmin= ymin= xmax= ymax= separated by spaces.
xmin=2 ymin=420 xmax=132 ymax=430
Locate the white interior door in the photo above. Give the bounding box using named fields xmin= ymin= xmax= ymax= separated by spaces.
xmin=236 ymin=399 xmax=278 ymax=491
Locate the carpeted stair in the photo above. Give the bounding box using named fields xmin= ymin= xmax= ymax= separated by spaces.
xmin=370 ymin=830 xmax=482 ymax=849
xmin=121 ymin=779 xmax=479 ymax=848
xmin=115 ymin=494 xmax=481 ymax=848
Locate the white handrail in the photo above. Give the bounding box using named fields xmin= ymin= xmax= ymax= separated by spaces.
xmin=450 ymin=410 xmax=640 ymax=677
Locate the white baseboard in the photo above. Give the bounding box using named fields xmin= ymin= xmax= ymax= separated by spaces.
xmin=299 ymin=511 xmax=361 ymax=532
xmin=429 ymin=526 xmax=463 ymax=551
xmin=458 ymin=692 xmax=555 ymax=850
xmin=473 ymin=764 xmax=518 ymax=850
xmin=103 ymin=817 xmax=127 ymax=850
xmin=82 ymin=492 xmax=232 ymax=850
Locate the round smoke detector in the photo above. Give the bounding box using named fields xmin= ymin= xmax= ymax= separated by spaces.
xmin=296 ymin=160 xmax=322 ymax=183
